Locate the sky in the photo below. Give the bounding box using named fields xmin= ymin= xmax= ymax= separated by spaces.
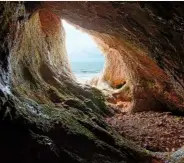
xmin=62 ymin=20 xmax=104 ymax=63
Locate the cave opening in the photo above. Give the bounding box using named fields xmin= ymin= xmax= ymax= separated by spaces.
xmin=62 ymin=19 xmax=104 ymax=84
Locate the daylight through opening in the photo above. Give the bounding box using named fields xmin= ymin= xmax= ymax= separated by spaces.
xmin=62 ymin=20 xmax=104 ymax=84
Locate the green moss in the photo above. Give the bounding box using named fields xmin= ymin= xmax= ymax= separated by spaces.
xmin=17 ymin=96 xmax=96 ymax=140
xmin=54 ymin=110 xmax=96 ymax=139
xmin=140 ymin=79 xmax=156 ymax=89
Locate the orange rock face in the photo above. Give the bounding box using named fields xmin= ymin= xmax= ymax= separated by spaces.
xmin=9 ymin=2 xmax=184 ymax=114
xmin=1 ymin=2 xmax=184 ymax=163
xmin=36 ymin=2 xmax=184 ymax=113
xmin=39 ymin=9 xmax=60 ymax=36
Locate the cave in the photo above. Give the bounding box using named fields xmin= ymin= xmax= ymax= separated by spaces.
xmin=1 ymin=1 xmax=184 ymax=163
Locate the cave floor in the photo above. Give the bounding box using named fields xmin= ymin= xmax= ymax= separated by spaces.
xmin=106 ymin=105 xmax=184 ymax=153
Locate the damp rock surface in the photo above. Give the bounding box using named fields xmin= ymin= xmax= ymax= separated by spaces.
xmin=0 ymin=2 xmax=154 ymax=163
xmin=0 ymin=1 xmax=184 ymax=163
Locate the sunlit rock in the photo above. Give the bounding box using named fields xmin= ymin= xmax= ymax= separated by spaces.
xmin=0 ymin=1 xmax=184 ymax=163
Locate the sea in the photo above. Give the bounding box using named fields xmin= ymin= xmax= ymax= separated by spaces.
xmin=63 ymin=19 xmax=105 ymax=83
xmin=70 ymin=60 xmax=104 ymax=83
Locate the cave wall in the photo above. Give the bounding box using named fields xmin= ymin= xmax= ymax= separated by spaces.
xmin=11 ymin=8 xmax=108 ymax=117
xmin=42 ymin=2 xmax=184 ymax=96
xmin=11 ymin=9 xmax=74 ymax=104
xmin=40 ymin=1 xmax=184 ymax=112
xmin=91 ymin=32 xmax=184 ymax=112
xmin=0 ymin=2 xmax=155 ymax=163
xmin=0 ymin=1 xmax=184 ymax=162
xmin=0 ymin=2 xmax=23 ymax=94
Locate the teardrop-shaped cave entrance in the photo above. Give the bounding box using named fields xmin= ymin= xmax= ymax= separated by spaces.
xmin=62 ymin=19 xmax=104 ymax=84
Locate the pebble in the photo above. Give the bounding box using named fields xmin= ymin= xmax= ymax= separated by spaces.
xmin=106 ymin=109 xmax=184 ymax=152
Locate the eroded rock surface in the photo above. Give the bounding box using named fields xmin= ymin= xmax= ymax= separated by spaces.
xmin=0 ymin=2 xmax=156 ymax=163
xmin=0 ymin=1 xmax=184 ymax=163
xmin=41 ymin=2 xmax=184 ymax=113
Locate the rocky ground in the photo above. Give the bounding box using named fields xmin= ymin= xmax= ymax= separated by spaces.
xmin=106 ymin=104 xmax=184 ymax=153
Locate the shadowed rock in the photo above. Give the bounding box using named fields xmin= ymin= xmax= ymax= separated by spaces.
xmin=1 ymin=1 xmax=184 ymax=163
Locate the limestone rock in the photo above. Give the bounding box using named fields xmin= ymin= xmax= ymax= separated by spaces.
xmin=0 ymin=1 xmax=184 ymax=163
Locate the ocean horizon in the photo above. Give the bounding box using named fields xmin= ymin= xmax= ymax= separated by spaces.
xmin=63 ymin=19 xmax=105 ymax=83
xmin=70 ymin=60 xmax=104 ymax=83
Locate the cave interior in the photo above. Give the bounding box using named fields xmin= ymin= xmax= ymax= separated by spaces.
xmin=0 ymin=1 xmax=184 ymax=163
